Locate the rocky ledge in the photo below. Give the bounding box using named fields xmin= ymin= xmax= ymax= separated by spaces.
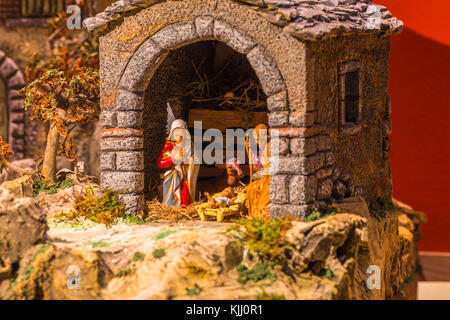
xmin=0 ymin=184 xmax=425 ymax=300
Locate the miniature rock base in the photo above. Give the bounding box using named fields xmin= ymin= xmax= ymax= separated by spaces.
xmin=0 ymin=187 xmax=425 ymax=300
xmin=0 ymin=189 xmax=47 ymax=282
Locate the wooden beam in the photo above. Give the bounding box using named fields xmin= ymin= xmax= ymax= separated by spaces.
xmin=188 ymin=109 xmax=267 ymax=132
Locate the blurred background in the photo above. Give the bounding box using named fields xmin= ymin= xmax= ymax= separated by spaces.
xmin=376 ymin=0 xmax=450 ymax=254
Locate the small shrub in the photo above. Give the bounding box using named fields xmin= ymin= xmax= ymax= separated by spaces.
xmin=228 ymin=217 xmax=292 ymax=258
xmin=304 ymin=208 xmax=322 ymax=223
xmin=152 ymin=248 xmax=166 ymax=259
xmin=133 ymin=251 xmax=145 ymax=262
xmin=304 ymin=207 xmax=337 ymax=223
xmin=69 ymin=187 xmax=125 ymax=226
xmin=323 ymin=268 xmax=334 ymax=280
xmin=237 ymin=262 xmax=276 ymax=285
xmin=185 ymin=283 xmax=203 ymax=296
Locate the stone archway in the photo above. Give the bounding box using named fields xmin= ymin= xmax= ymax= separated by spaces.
xmin=0 ymin=50 xmax=27 ymax=160
xmin=100 ymin=17 xmax=289 ymax=213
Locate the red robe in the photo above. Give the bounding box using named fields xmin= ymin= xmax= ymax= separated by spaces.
xmin=157 ymin=141 xmax=190 ymax=207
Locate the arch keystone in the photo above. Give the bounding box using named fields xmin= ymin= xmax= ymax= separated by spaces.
xmin=151 ymin=22 xmax=198 ymax=50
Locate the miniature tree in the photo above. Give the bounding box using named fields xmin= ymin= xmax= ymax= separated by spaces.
xmin=19 ymin=13 xmax=100 ymax=185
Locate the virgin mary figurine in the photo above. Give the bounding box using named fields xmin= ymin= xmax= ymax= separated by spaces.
xmin=157 ymin=119 xmax=199 ymax=208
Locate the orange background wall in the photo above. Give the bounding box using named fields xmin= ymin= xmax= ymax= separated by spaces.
xmin=375 ymin=0 xmax=450 ymax=252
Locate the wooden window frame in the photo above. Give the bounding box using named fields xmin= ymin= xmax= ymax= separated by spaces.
xmin=338 ymin=61 xmax=362 ymax=134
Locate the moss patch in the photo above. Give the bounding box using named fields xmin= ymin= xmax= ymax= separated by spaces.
xmin=32 ymin=178 xmax=73 ymax=197
xmin=256 ymin=290 xmax=286 ymax=300
xmin=88 ymin=241 xmax=111 ymax=248
xmin=304 ymin=207 xmax=337 ymax=223
xmin=322 ymin=268 xmax=334 ymax=280
xmin=237 ymin=261 xmax=276 ymax=285
xmin=152 ymin=248 xmax=166 ymax=259
xmin=185 ymin=283 xmax=203 ymax=296
xmin=153 ymin=230 xmax=178 ymax=240
xmin=133 ymin=251 xmax=145 ymax=262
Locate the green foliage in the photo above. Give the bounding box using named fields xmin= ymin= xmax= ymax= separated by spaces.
xmin=304 ymin=208 xmax=322 ymax=223
xmin=153 ymin=230 xmax=178 ymax=240
xmin=185 ymin=283 xmax=203 ymax=296
xmin=32 ymin=178 xmax=73 ymax=196
xmin=369 ymin=198 xmax=394 ymax=221
xmin=152 ymin=248 xmax=166 ymax=259
xmin=256 ymin=290 xmax=286 ymax=300
xmin=9 ymin=244 xmax=51 ymax=287
xmin=115 ymin=267 xmax=134 ymax=278
xmin=33 ymin=243 xmax=51 ymax=261
xmin=304 ymin=207 xmax=337 ymax=223
xmin=9 ymin=278 xmax=17 ymax=289
xmin=237 ymin=262 xmax=276 ymax=285
xmin=323 ymin=268 xmax=334 ymax=280
xmin=68 ymin=187 xmax=125 ymax=226
xmin=133 ymin=252 xmax=145 ymax=262
xmin=122 ymin=214 xmax=146 ymax=225
xmin=228 ymin=217 xmax=292 ymax=258
xmin=89 ymin=241 xmax=111 ymax=248
xmin=23 ymin=265 xmax=34 ymax=281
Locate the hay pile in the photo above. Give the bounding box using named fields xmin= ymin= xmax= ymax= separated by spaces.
xmin=146 ymin=200 xmax=201 ymax=222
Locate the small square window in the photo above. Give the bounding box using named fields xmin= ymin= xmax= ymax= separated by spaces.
xmin=339 ymin=61 xmax=362 ymax=133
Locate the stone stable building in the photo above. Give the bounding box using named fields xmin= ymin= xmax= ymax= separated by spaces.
xmin=85 ymin=0 xmax=402 ymax=216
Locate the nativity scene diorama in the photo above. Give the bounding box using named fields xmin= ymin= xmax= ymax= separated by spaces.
xmin=0 ymin=0 xmax=430 ymax=301
xmin=91 ymin=0 xmax=400 ymax=221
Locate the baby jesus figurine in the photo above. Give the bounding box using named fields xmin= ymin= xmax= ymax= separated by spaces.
xmin=205 ymin=187 xmax=237 ymax=209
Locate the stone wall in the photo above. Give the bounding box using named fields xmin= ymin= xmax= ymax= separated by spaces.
xmin=0 ymin=78 xmax=7 ymax=140
xmin=306 ymin=34 xmax=393 ymax=205
xmin=0 ymin=49 xmax=33 ymax=160
xmin=0 ymin=22 xmax=50 ymax=159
